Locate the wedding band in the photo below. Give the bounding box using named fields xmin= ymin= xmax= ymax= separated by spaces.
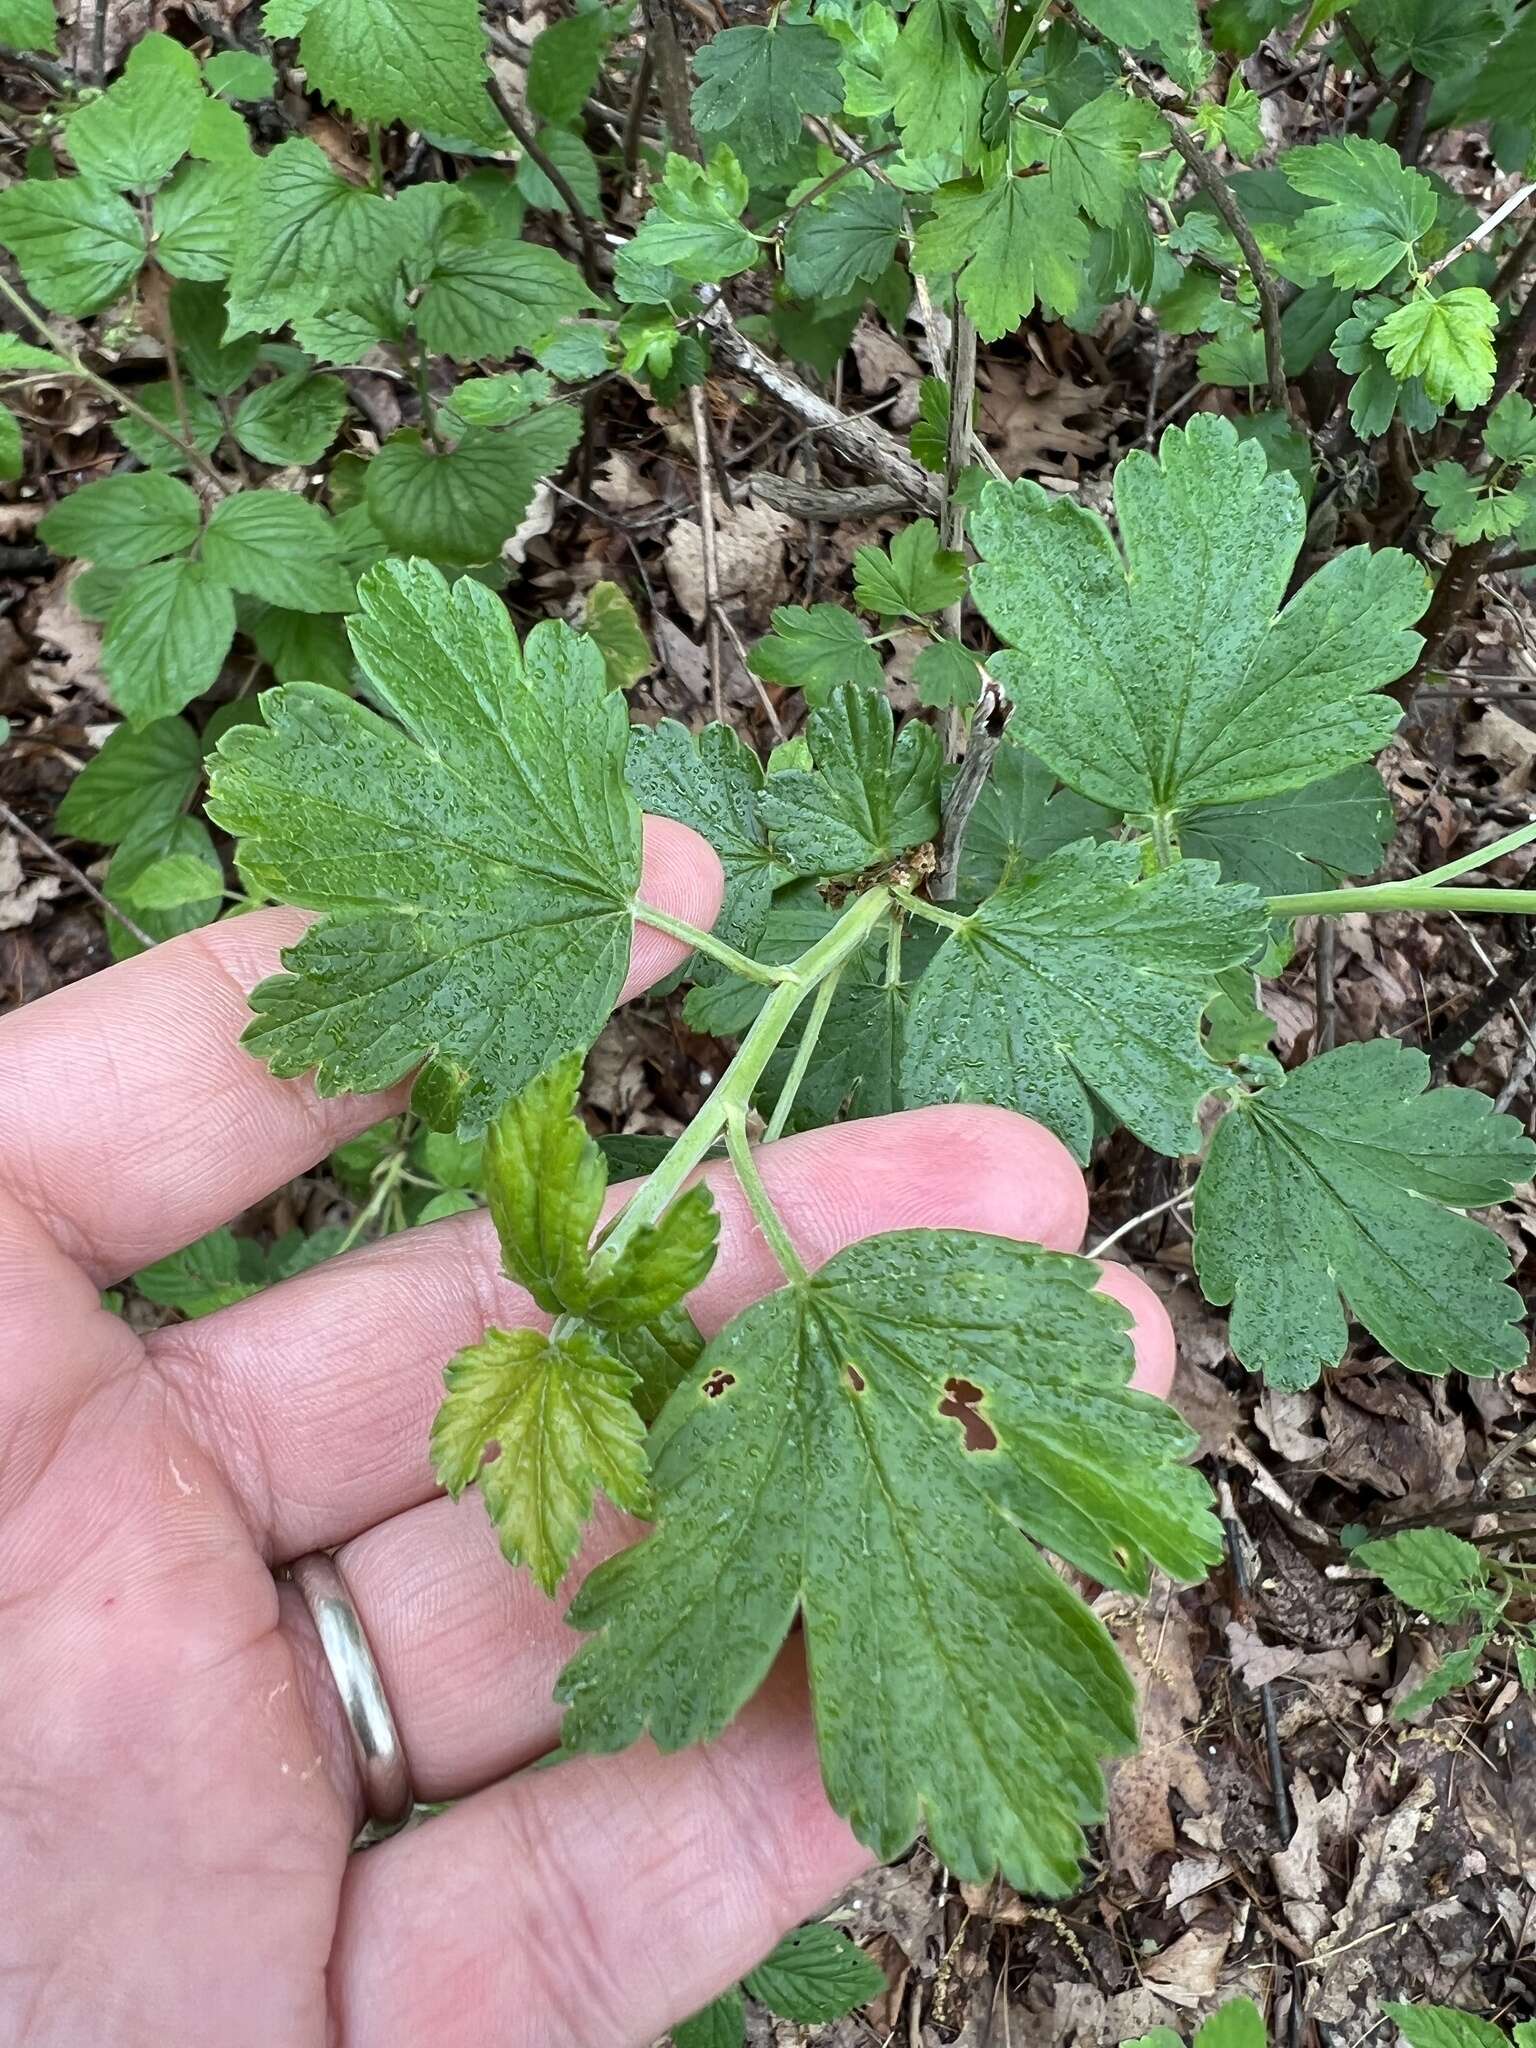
xmin=289 ymin=1551 xmax=414 ymax=1830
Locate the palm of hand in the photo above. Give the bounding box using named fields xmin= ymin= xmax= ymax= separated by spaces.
xmin=0 ymin=825 xmax=1173 ymax=2047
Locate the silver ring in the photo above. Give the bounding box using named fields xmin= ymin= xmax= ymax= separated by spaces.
xmin=289 ymin=1552 xmax=414 ymax=1831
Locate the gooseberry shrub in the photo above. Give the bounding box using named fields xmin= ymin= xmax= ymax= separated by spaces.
xmin=6 ymin=0 xmax=1536 ymax=1915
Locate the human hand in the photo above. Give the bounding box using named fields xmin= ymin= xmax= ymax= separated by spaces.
xmin=0 ymin=817 xmax=1176 ymax=2048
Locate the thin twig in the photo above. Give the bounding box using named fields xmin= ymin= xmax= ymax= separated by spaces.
xmin=622 ymin=43 xmax=654 ymax=182
xmin=1424 ymin=179 xmax=1536 ymax=285
xmin=746 ymin=472 xmax=913 ymax=520
xmin=688 ymin=381 xmax=725 ymax=725
xmin=0 ymin=41 xmax=71 ymax=91
xmin=1492 ymin=214 xmax=1536 ymax=303
xmin=1337 ymin=17 xmax=1390 ymax=97
xmin=1390 ymin=70 xmax=1433 ymax=165
xmin=0 ymin=797 xmax=155 ymax=950
xmin=1314 ymin=918 xmax=1338 ymax=1054
xmin=1087 ymin=1188 xmax=1192 ymax=1258
xmin=940 ymin=310 xmax=978 ymax=760
xmin=484 ymin=78 xmax=603 ymax=293
xmin=932 ymin=664 xmax=1010 ymax=900
xmin=1219 ymin=1468 xmax=1294 ymax=1841
xmin=640 ymin=0 xmax=698 ymax=157
xmin=89 ymin=0 xmax=108 ymax=84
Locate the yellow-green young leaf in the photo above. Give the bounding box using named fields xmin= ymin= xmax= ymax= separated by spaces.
xmin=363 ymin=408 xmax=581 ymax=563
xmin=1194 ymin=1039 xmax=1536 ymax=1387
xmin=584 ymin=581 xmax=653 ymax=690
xmin=38 ymin=472 xmax=202 ymax=568
xmin=484 ymin=1053 xmax=608 ymax=1316
xmin=0 ymin=0 xmax=59 ymax=53
xmin=903 ymin=840 xmax=1265 ymax=1161
xmin=558 ymin=1231 xmax=1222 ymax=1895
xmin=202 ymin=491 xmax=356 ymax=614
xmin=1193 ymin=2001 xmax=1268 ymax=2048
xmin=66 ymin=34 xmax=206 ymax=194
xmin=852 ymin=519 xmax=967 ymax=620
xmin=233 ymin=372 xmax=350 ymax=467
xmin=622 ymin=147 xmax=758 ymax=288
xmin=293 ymin=0 xmax=502 ymax=144
xmin=432 ymin=1326 xmax=651 ymax=1594
xmin=0 ymin=177 xmax=146 ymax=316
xmin=1374 ymin=288 xmax=1499 ymax=410
xmin=911 ymin=175 xmax=1088 ymax=343
xmin=584 ymin=1184 xmax=719 ymax=1332
xmin=224 ymin=137 xmax=392 ymax=340
xmin=758 ymin=683 xmax=942 ymax=878
xmin=1353 ymin=1527 xmax=1491 ymax=1623
xmin=743 ymin=1926 xmax=888 ymax=2024
xmin=0 ymin=335 xmax=68 ymax=372
xmin=884 ymin=0 xmax=993 ymax=164
xmin=971 ymin=415 xmax=1426 ymax=818
xmin=205 ymin=558 xmax=642 ymax=1133
xmin=102 ymin=560 xmax=236 ymax=726
xmin=691 ymin=22 xmax=845 ymax=167
xmin=56 ymin=716 xmax=202 ymax=846
xmin=204 ymin=49 xmax=276 ymax=100
xmin=1381 ymin=2008 xmax=1512 ymax=2048
xmin=1281 ymin=138 xmax=1437 ymax=288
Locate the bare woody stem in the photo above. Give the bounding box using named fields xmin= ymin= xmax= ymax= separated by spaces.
xmin=485 ymin=77 xmax=603 ymax=293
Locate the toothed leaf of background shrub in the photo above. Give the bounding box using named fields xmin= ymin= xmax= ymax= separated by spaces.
xmin=414 ymin=214 xmax=599 ymax=359
xmin=1373 ymin=287 xmax=1499 ymax=410
xmin=224 ymin=138 xmax=393 ymax=339
xmin=527 ymin=7 xmax=614 ymax=126
xmin=758 ymin=683 xmax=941 ymax=877
xmin=65 ymin=34 xmax=206 ymax=193
xmin=557 ymin=1231 xmax=1222 ymax=1896
xmin=38 ymin=472 xmax=202 ymax=569
xmin=103 ymin=814 xmax=223 ymax=960
xmin=852 ymin=519 xmax=967 ymax=620
xmin=674 ymin=1990 xmax=745 ymax=2048
xmin=742 ymin=1925 xmax=887 ymax=2023
xmin=955 ymin=736 xmax=1118 ymax=898
xmin=233 ymin=372 xmax=349 ymax=466
xmin=1178 ymin=766 xmax=1395 ymax=894
xmin=133 ymin=1223 xmax=344 ymax=1316
xmin=903 ymin=841 xmax=1266 ymax=1161
xmin=102 ymin=561 xmax=236 ymax=726
xmin=288 ymin=0 xmax=502 ymax=145
xmin=152 ymin=160 xmax=254 ymax=283
xmin=911 ymin=175 xmax=1089 ymax=343
xmin=691 ymin=23 xmax=845 ymax=166
xmin=1353 ymin=1527 xmax=1492 ymax=1624
xmin=206 ymin=558 xmax=641 ymax=1133
xmin=363 ymin=408 xmax=581 ymax=563
xmin=0 ymin=0 xmax=59 ymax=51
xmin=913 ymin=638 xmax=982 ymax=710
xmin=1073 ymin=0 xmax=1204 ymax=81
xmin=1485 ymin=392 xmax=1536 ymax=469
xmin=884 ymin=0 xmax=993 ymax=164
xmin=1381 ymin=2008 xmax=1517 ymax=2048
xmin=1414 ymin=459 xmax=1535 ymax=543
xmin=432 ymin=1326 xmax=651 ymax=1594
xmin=204 ymin=48 xmax=277 ymax=99
xmin=114 ymin=381 xmax=222 ymax=473
xmin=626 ymin=720 xmax=786 ymax=976
xmin=971 ymin=416 xmax=1425 ymax=819
xmin=201 ymin=491 xmax=357 ymax=614
xmin=0 ymin=177 xmax=147 ymax=315
xmin=1280 ymin=137 xmax=1437 ymax=287
xmin=169 ymin=281 xmax=261 ymax=395
xmin=623 ymin=148 xmax=758 ymax=287
xmin=748 ymin=604 xmax=886 ymax=704
xmin=784 ymin=182 xmax=904 ymax=298
xmin=1045 ymin=91 xmax=1170 ymax=228
xmin=56 ymin=715 xmax=203 ymax=846
xmin=1193 ymin=1039 xmax=1536 ymax=1387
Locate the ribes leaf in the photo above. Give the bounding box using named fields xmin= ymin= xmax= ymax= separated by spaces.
xmin=758 ymin=683 xmax=941 ymax=877
xmin=584 ymin=581 xmax=652 ymax=690
xmin=290 ymin=0 xmax=501 ymax=144
xmin=903 ymin=840 xmax=1265 ymax=1161
xmin=971 ymin=415 xmax=1426 ymax=820
xmin=913 ymin=638 xmax=982 ymax=711
xmin=1333 ymin=293 xmax=1438 ymax=438
xmin=201 ymin=491 xmax=356 ymax=614
xmin=852 ymin=519 xmax=967 ymax=620
xmin=56 ymin=716 xmax=202 ymax=847
xmin=102 ymin=561 xmax=236 ymax=726
xmin=626 ymin=720 xmax=785 ymax=973
xmin=38 ymin=472 xmax=202 ymax=568
xmin=1485 ymin=392 xmax=1536 ymax=470
xmin=1416 ymin=460 xmax=1536 ymax=543
xmin=1046 ymin=91 xmax=1169 ymax=228
xmin=363 ymin=408 xmax=581 ymax=563
xmin=748 ymin=603 xmax=886 ymax=703
xmin=692 ymin=23 xmax=845 ymax=167
xmin=557 ymin=1230 xmax=1221 ymax=1895
xmin=1374 ymin=288 xmax=1499 ymax=410
xmin=783 ymin=183 xmax=905 ymax=299
xmin=885 ymin=0 xmax=993 ymax=164
xmin=623 ymin=148 xmax=758 ymax=288
xmin=1353 ymin=1527 xmax=1491 ymax=1623
xmin=1193 ymin=1039 xmax=1536 ymax=1386
xmin=911 ymin=175 xmax=1088 ymax=343
xmin=956 ymin=738 xmax=1117 ymax=898
xmin=432 ymin=1327 xmax=651 ymax=1594
xmin=1280 ymin=138 xmax=1437 ymax=288
xmin=206 ymin=558 xmax=642 ymax=1133
xmin=1179 ymin=766 xmax=1395 ymax=894
xmin=1074 ymin=0 xmax=1204 ymax=82
xmin=0 ymin=177 xmax=146 ymax=316
xmin=743 ymin=1926 xmax=887 ymax=2022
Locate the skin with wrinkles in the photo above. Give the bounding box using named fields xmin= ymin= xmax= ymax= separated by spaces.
xmin=0 ymin=815 xmax=1174 ymax=2048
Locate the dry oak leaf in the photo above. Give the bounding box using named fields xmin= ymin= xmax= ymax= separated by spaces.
xmin=662 ymin=496 xmax=794 ymax=626
xmin=1097 ymin=1587 xmax=1210 ymax=1890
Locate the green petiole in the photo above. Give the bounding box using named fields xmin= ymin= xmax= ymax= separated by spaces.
xmin=630 ymin=899 xmax=800 ymax=986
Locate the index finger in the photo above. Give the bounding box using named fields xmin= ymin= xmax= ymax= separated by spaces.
xmin=0 ymin=816 xmax=722 ymax=1282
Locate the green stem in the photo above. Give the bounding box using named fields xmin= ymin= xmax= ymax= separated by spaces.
xmin=1270 ymin=884 xmax=1536 ymax=918
xmin=367 ymin=122 xmax=385 ymax=194
xmin=631 ymin=900 xmax=797 ymax=986
xmin=763 ymin=964 xmax=842 ymax=1144
xmin=340 ymin=1143 xmax=411 ymax=1251
xmin=411 ymin=327 xmax=444 ymax=451
xmin=593 ymin=886 xmax=892 ymax=1271
xmin=885 ymin=903 xmax=903 ymax=987
xmin=890 ymin=885 xmax=971 ymax=933
xmin=725 ymin=1107 xmax=808 ymax=1285
xmin=1150 ymin=808 xmax=1180 ymax=870
xmin=1416 ymin=817 xmax=1536 ymax=887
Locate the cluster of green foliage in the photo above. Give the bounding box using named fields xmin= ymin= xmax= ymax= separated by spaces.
xmin=1354 ymin=1521 xmax=1536 ymax=1713
xmin=1119 ymin=2001 xmax=1536 ymax=2046
xmin=7 ymin=0 xmax=1536 ymax=1916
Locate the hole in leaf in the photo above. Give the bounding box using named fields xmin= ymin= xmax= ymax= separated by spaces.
xmin=938 ymin=1376 xmax=997 ymax=1453
xmin=702 ymin=1370 xmax=735 ymax=1399
xmin=846 ymin=1364 xmax=866 ymax=1392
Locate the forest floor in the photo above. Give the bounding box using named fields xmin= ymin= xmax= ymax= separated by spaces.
xmin=5 ymin=9 xmax=1536 ymax=2044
